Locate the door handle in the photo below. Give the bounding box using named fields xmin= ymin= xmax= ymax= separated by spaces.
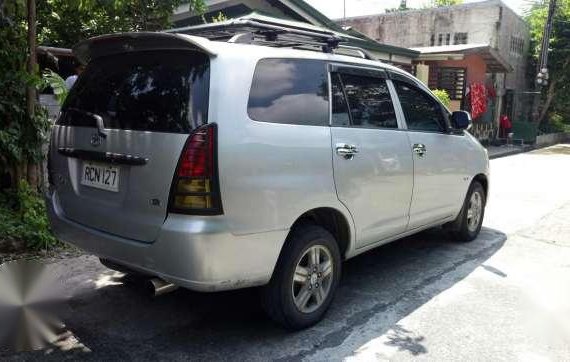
xmin=412 ymin=143 xmax=426 ymax=157
xmin=336 ymin=143 xmax=359 ymax=159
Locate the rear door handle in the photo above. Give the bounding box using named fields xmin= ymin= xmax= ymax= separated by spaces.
xmin=412 ymin=143 xmax=426 ymax=157
xmin=336 ymin=143 xmax=359 ymax=159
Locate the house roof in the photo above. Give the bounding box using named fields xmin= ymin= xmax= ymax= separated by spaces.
xmin=412 ymin=43 xmax=513 ymax=73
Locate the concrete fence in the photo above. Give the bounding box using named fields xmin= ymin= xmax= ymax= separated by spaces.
xmin=536 ymin=133 xmax=569 ymax=147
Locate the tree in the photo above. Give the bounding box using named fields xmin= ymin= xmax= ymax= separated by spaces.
xmin=0 ymin=0 xmax=50 ymax=188
xmin=526 ymin=0 xmax=570 ymax=126
xmin=37 ymin=0 xmax=207 ymax=48
xmin=386 ymin=0 xmax=413 ymax=13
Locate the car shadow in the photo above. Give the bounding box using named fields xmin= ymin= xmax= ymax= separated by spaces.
xmin=5 ymin=227 xmax=506 ymax=361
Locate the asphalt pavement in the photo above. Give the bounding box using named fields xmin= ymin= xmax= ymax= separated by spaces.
xmin=3 ymin=144 xmax=570 ymax=361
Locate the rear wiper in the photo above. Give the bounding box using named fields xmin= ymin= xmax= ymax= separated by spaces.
xmin=66 ymin=107 xmax=107 ymax=138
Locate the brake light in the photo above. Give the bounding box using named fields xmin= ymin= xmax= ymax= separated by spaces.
xmin=168 ymin=124 xmax=222 ymax=215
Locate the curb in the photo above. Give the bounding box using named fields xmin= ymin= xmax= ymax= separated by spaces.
xmin=489 ymin=146 xmax=537 ymax=160
xmin=488 ymin=142 xmax=570 ymax=160
xmin=488 ymin=146 xmax=535 ymax=159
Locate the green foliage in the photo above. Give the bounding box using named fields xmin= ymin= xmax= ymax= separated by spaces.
xmin=41 ymin=69 xmax=68 ymax=105
xmin=211 ymin=11 xmax=228 ymax=23
xmin=423 ymin=0 xmax=463 ymax=9
xmin=427 ymin=0 xmax=463 ymax=7
xmin=0 ymin=180 xmax=58 ymax=249
xmin=0 ymin=2 xmax=52 ymax=181
xmin=431 ymin=89 xmax=451 ymax=108
xmin=37 ymin=0 xmax=207 ymax=48
xmin=386 ymin=1 xmax=413 ymax=12
xmin=540 ymin=113 xmax=570 ymax=133
xmin=526 ymin=0 xmax=570 ymax=126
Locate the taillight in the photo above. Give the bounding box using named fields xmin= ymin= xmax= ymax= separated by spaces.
xmin=168 ymin=124 xmax=222 ymax=215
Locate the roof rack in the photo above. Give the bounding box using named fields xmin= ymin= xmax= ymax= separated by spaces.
xmin=166 ymin=16 xmax=377 ymax=60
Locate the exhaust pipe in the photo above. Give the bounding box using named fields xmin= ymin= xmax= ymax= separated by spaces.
xmin=149 ymin=278 xmax=178 ymax=296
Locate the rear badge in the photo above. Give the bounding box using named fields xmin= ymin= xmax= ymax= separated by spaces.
xmin=90 ymin=133 xmax=103 ymax=147
xmin=150 ymin=198 xmax=161 ymax=207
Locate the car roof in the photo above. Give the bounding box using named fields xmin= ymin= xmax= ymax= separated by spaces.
xmin=74 ymin=31 xmax=414 ymax=80
xmin=197 ymin=34 xmax=413 ymax=77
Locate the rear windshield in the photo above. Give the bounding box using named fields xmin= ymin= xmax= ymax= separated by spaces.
xmin=60 ymin=50 xmax=209 ymax=133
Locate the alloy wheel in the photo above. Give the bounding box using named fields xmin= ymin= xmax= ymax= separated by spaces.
xmin=467 ymin=191 xmax=483 ymax=232
xmin=291 ymin=245 xmax=334 ymax=314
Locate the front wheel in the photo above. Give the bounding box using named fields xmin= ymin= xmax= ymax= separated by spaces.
xmin=261 ymin=224 xmax=341 ymax=330
xmin=450 ymin=181 xmax=486 ymax=242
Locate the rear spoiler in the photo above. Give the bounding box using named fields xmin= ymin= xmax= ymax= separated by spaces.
xmin=73 ymin=32 xmax=217 ymax=64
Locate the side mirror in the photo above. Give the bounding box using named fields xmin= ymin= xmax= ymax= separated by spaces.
xmin=451 ymin=110 xmax=472 ymax=130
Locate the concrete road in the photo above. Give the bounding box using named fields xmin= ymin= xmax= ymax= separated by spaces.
xmin=4 ymin=145 xmax=570 ymax=361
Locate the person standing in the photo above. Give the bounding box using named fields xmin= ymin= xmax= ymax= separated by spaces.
xmin=500 ymin=114 xmax=512 ymax=140
xmin=65 ymin=61 xmax=84 ymax=90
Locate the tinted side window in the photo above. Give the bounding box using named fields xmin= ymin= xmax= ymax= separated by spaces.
xmin=338 ymin=73 xmax=398 ymax=129
xmin=62 ymin=51 xmax=209 ymax=133
xmin=248 ymin=59 xmax=328 ymax=126
xmin=393 ymin=81 xmax=447 ymax=132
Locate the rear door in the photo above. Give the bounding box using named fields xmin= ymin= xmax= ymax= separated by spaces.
xmin=329 ymin=65 xmax=414 ymax=248
xmin=49 ymin=50 xmax=210 ymax=242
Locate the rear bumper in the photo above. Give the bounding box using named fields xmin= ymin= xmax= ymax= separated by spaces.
xmin=46 ymin=191 xmax=287 ymax=292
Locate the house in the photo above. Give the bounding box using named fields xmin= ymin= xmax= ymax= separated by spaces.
xmin=338 ymin=0 xmax=531 ymax=142
xmin=172 ymin=0 xmax=419 ymax=71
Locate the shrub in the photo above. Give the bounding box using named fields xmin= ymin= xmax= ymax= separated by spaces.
xmin=550 ymin=113 xmax=568 ymax=132
xmin=431 ymin=89 xmax=451 ymax=108
xmin=0 ymin=180 xmax=58 ymax=250
xmin=540 ymin=113 xmax=569 ymax=134
xmin=41 ymin=70 xmax=68 ymax=105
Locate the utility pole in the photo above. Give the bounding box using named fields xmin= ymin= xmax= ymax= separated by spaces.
xmin=532 ymin=0 xmax=557 ymax=123
xmin=343 ymin=0 xmax=346 ymax=22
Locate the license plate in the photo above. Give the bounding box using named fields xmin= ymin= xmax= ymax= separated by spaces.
xmin=81 ymin=162 xmax=120 ymax=192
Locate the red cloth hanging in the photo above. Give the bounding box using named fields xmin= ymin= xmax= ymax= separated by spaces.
xmin=470 ymin=83 xmax=487 ymax=119
xmin=500 ymin=114 xmax=512 ymax=129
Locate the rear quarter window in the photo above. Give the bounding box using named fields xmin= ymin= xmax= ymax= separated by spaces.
xmin=247 ymin=59 xmax=329 ymax=126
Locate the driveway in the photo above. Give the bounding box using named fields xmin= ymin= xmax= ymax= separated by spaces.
xmin=3 ymin=144 xmax=570 ymax=361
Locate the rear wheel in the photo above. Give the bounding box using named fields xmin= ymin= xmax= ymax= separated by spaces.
xmin=450 ymin=181 xmax=486 ymax=242
xmin=261 ymin=224 xmax=341 ymax=330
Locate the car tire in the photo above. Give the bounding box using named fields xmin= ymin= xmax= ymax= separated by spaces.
xmin=449 ymin=181 xmax=486 ymax=242
xmin=261 ymin=224 xmax=341 ymax=330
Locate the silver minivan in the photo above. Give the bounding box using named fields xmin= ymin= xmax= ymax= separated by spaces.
xmin=47 ymin=22 xmax=489 ymax=329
